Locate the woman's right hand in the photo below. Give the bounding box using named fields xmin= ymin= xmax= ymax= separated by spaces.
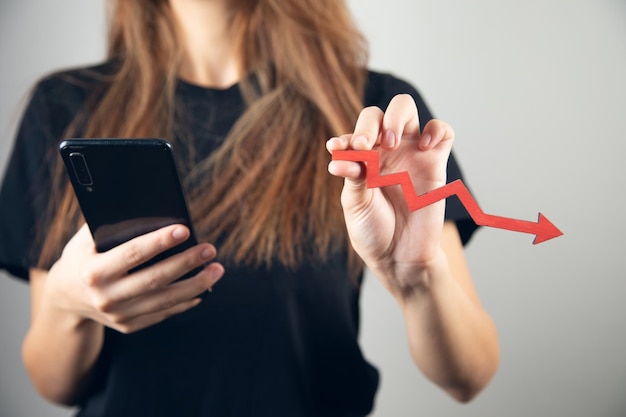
xmin=43 ymin=223 xmax=224 ymax=334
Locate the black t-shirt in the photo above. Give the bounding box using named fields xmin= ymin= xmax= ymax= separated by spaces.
xmin=0 ymin=62 xmax=478 ymax=417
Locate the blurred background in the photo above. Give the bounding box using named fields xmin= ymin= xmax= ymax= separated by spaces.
xmin=1 ymin=1 xmax=625 ymax=416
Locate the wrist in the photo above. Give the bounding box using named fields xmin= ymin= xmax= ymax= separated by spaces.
xmin=375 ymin=249 xmax=450 ymax=307
xmin=38 ymin=269 xmax=98 ymax=333
xmin=37 ymin=295 xmax=98 ymax=334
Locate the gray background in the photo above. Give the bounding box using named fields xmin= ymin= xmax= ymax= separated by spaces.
xmin=1 ymin=1 xmax=625 ymax=416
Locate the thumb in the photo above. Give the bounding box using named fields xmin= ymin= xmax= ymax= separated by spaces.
xmin=340 ymin=167 xmax=373 ymax=214
xmin=63 ymin=223 xmax=94 ymax=253
xmin=326 ymin=137 xmax=374 ymax=213
xmin=328 ymin=157 xmax=373 ymax=215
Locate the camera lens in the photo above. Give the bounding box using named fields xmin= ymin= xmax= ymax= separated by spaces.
xmin=69 ymin=152 xmax=93 ymax=186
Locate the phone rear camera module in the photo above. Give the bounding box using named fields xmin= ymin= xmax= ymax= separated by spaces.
xmin=69 ymin=152 xmax=94 ymax=186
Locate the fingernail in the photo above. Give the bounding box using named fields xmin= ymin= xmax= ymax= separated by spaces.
xmin=172 ymin=227 xmax=187 ymax=240
xmin=352 ymin=135 xmax=368 ymax=149
xmin=206 ymin=268 xmax=223 ymax=292
xmin=201 ymin=247 xmax=214 ymax=260
xmin=383 ymin=130 xmax=395 ymax=148
xmin=328 ymin=136 xmax=341 ymax=144
xmin=208 ymin=264 xmax=224 ymax=281
xmin=421 ymin=134 xmax=431 ymax=147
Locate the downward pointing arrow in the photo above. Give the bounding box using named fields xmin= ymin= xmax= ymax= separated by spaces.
xmin=332 ymin=150 xmax=563 ymax=244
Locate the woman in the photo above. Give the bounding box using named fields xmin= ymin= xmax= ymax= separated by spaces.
xmin=0 ymin=0 xmax=499 ymax=415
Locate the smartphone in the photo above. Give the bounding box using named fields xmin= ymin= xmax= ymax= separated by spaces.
xmin=59 ymin=138 xmax=202 ymax=278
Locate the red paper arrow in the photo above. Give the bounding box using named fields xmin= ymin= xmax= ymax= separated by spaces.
xmin=332 ymin=150 xmax=563 ymax=244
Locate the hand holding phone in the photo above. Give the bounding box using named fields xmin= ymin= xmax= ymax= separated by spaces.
xmin=59 ymin=138 xmax=201 ymax=276
xmin=51 ymin=139 xmax=223 ymax=333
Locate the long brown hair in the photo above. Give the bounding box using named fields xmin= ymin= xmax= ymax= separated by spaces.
xmin=39 ymin=0 xmax=368 ymax=273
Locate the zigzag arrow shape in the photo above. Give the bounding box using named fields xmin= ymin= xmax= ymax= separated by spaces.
xmin=332 ymin=150 xmax=563 ymax=244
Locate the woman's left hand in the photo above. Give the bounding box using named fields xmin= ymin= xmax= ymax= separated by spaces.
xmin=327 ymin=94 xmax=455 ymax=296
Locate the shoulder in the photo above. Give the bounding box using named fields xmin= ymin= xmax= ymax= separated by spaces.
xmin=31 ymin=60 xmax=118 ymax=108
xmin=364 ymin=69 xmax=435 ymax=122
xmin=20 ymin=60 xmax=119 ymax=141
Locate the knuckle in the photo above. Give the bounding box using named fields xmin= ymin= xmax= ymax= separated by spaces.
xmin=144 ymin=272 xmax=165 ymax=291
xmin=185 ymin=250 xmax=201 ymax=270
xmin=105 ymin=312 xmax=124 ymax=324
xmin=157 ymin=232 xmax=172 ymax=251
xmin=124 ymin=242 xmax=144 ymax=265
xmin=93 ymin=294 xmax=114 ymax=313
xmin=360 ymin=105 xmax=383 ymax=119
xmin=160 ymin=295 xmax=177 ymax=311
xmin=80 ymin=267 xmax=102 ymax=287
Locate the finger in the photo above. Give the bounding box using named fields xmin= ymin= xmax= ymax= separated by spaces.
xmin=108 ymin=263 xmax=224 ymax=322
xmin=328 ymin=158 xmax=365 ymax=181
xmin=381 ymin=94 xmax=420 ymax=150
xmin=110 ymin=298 xmax=203 ymax=334
xmin=325 ymin=134 xmax=351 ymax=153
xmin=327 ymin=134 xmax=367 ymax=180
xmin=349 ymin=106 xmax=384 ymax=150
xmin=339 ymin=108 xmax=385 ymax=205
xmin=106 ymin=243 xmax=219 ymax=302
xmin=419 ymin=119 xmax=455 ymax=151
xmin=92 ymin=225 xmax=192 ymax=282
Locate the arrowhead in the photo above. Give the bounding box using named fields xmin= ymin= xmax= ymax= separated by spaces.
xmin=532 ymin=213 xmax=563 ymax=244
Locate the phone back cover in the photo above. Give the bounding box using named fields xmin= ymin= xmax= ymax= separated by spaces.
xmin=59 ymin=139 xmax=197 ymax=256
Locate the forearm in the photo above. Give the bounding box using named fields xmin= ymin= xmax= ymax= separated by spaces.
xmin=22 ymin=269 xmax=104 ymax=406
xmin=19 ymin=225 xmax=221 ymax=405
xmin=394 ymin=252 xmax=499 ymax=402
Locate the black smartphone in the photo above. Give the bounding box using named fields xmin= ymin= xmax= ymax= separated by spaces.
xmin=59 ymin=138 xmax=202 ymax=278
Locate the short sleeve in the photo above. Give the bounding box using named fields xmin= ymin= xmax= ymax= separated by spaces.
xmin=364 ymin=71 xmax=479 ymax=245
xmin=0 ymin=78 xmax=78 ymax=281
